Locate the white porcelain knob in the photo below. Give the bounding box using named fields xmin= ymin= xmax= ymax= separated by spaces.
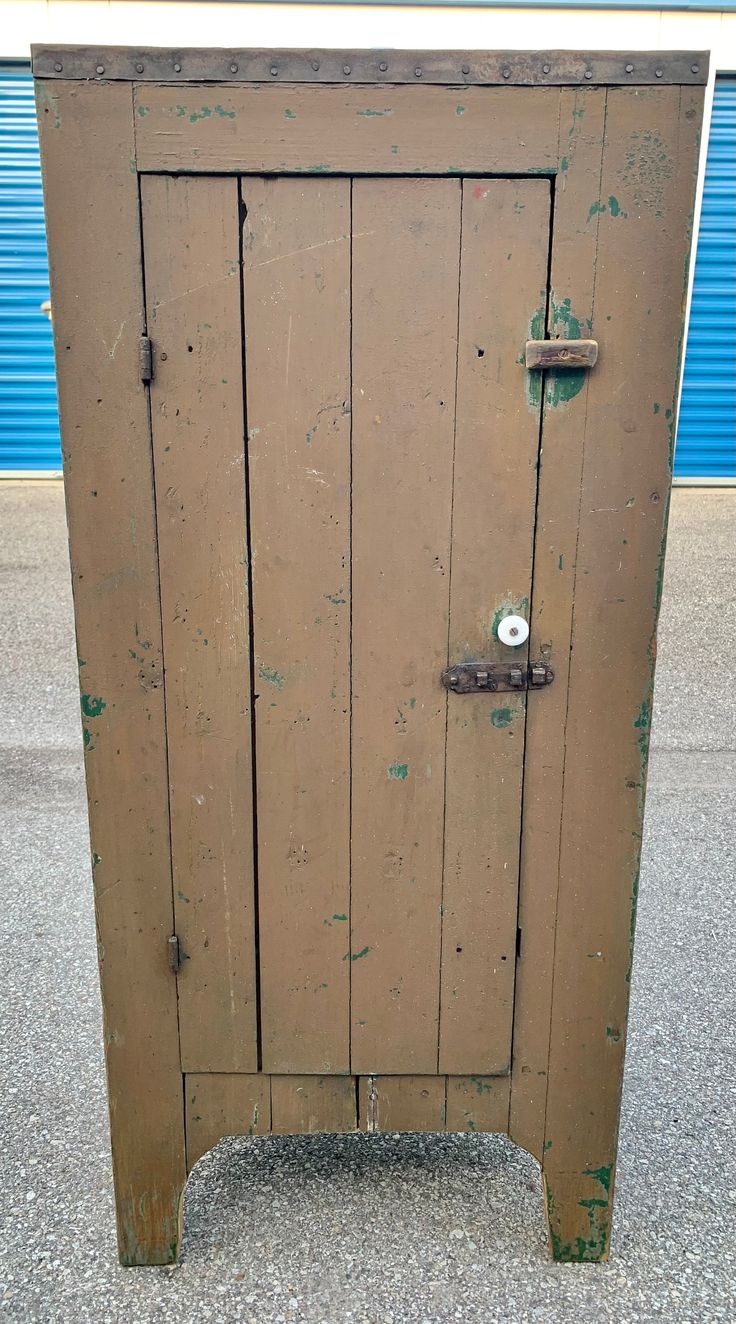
xmin=497 ymin=614 xmax=529 ymax=647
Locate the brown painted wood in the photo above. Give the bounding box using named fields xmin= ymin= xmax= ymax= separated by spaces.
xmin=32 ymin=46 xmax=709 ymax=87
xmin=271 ymin=1076 xmax=357 ymax=1134
xmin=540 ymin=83 xmax=703 ymax=1262
xmin=446 ymin=1077 xmax=511 ymax=1134
xmin=525 ymin=339 xmax=598 ymax=369
xmin=35 ymin=79 xmax=186 ymax=1266
xmin=141 ymin=174 xmax=258 ymax=1073
xmin=350 ymin=178 xmax=460 ymax=1074
xmin=185 ymin=1074 xmax=271 ymax=1170
xmin=132 ymin=84 xmax=561 ymax=176
xmin=439 ymin=177 xmax=550 ymax=1076
xmin=359 ymin=1077 xmax=447 ymax=1132
xmin=509 ymin=86 xmax=609 ymax=1166
xmin=242 ymin=177 xmax=351 ymax=1074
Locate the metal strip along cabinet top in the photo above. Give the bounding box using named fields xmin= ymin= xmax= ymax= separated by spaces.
xmin=33 ymin=46 xmax=706 ymax=1266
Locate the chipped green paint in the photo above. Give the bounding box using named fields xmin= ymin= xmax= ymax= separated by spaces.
xmin=137 ymin=105 xmax=149 ymax=118
xmin=324 ymin=592 xmax=346 ymax=605
xmin=523 ymin=305 xmax=546 ymax=410
xmin=409 ymin=697 xmax=417 ymax=709
xmin=606 ymin=1025 xmax=622 ymax=1043
xmin=284 ymin=108 xmax=296 ymax=120
xmin=470 ymin=1077 xmax=491 ymax=1095
xmin=585 ymin=1164 xmax=613 ymax=1194
xmin=388 ymin=762 xmax=409 ymax=781
xmin=91 ymin=852 xmax=101 ymax=871
xmin=188 ymin=106 xmax=213 ymax=123
xmin=558 ymin=554 xmax=564 ymax=572
xmin=587 ymin=195 xmax=628 ymax=223
xmin=490 ymin=708 xmax=515 ymax=729
xmin=175 ymin=105 xmax=187 ymax=117
xmin=82 ymin=727 xmax=92 ymax=751
xmin=390 ymin=145 xmax=400 ymax=155
xmin=259 ymin=664 xmax=286 ymax=689
xmin=456 ymin=105 xmax=466 ymax=116
xmin=81 ymin=694 xmax=106 ymax=718
xmin=214 ymin=104 xmax=235 ymax=118
xmin=560 ymin=156 xmax=569 ymax=173
xmin=357 ymin=107 xmax=390 ymax=117
xmin=543 ymin=296 xmax=592 ymax=408
xmin=333 ymin=913 xmax=348 ymax=922
xmin=343 ymin=946 xmax=371 ymax=961
xmin=543 ymin=1139 xmax=553 ymax=1152
xmin=546 ymin=1177 xmax=611 ymax=1262
xmin=177 ymin=890 xmax=190 ymax=903
xmin=77 ymin=657 xmax=86 ymax=668
xmin=465 ymin=1114 xmax=477 ymax=1132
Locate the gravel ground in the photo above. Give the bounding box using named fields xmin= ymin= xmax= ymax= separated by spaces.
xmin=1 ymin=483 xmax=734 ymax=1324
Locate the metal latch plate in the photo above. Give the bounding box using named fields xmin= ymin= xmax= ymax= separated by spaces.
xmin=441 ymin=661 xmax=554 ymax=694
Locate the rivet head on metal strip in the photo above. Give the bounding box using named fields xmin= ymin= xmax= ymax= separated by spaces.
xmin=415 ymin=67 xmax=422 ymax=78
xmin=230 ymin=63 xmax=238 ymax=74
xmin=270 ymin=66 xmax=278 ymax=77
xmin=625 ymin=63 xmax=634 ymax=74
xmin=655 ymin=68 xmax=663 ymax=78
xmin=136 ymin=63 xmax=144 ymax=74
xmin=173 ymin=63 xmax=182 ymax=73
xmin=379 ymin=62 xmax=388 ymax=72
xmin=584 ymin=69 xmax=593 ymax=80
xmin=54 ymin=62 xmax=63 ymax=72
xmin=312 ymin=61 xmax=320 ymax=71
xmin=502 ymin=67 xmax=511 ymax=79
xmin=542 ymin=64 xmax=551 ymax=74
xmin=462 ymin=64 xmax=470 ymax=75
xmin=691 ymin=63 xmax=699 ymax=74
xmin=343 ymin=64 xmax=352 ymax=75
xmin=96 ymin=65 xmax=105 ymax=75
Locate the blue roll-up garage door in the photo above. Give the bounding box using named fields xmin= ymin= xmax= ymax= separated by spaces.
xmin=0 ymin=65 xmax=60 ymax=473
xmin=675 ymin=78 xmax=736 ymax=481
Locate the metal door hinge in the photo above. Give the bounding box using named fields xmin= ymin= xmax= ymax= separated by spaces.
xmin=167 ymin=934 xmax=181 ymax=974
xmin=139 ymin=334 xmax=154 ymax=383
xmin=441 ymin=661 xmax=554 ymax=694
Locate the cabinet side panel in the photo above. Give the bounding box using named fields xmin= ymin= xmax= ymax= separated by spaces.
xmin=542 ymin=85 xmax=703 ymax=1193
xmin=35 ymin=79 xmax=186 ymax=1265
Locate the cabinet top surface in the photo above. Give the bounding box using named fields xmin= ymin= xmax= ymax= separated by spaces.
xmin=32 ymin=45 xmax=708 ymax=86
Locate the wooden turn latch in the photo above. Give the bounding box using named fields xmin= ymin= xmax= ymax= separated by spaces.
xmin=525 ymin=339 xmax=598 ymax=370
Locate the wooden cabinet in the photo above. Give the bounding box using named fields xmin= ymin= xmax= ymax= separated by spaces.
xmin=34 ymin=45 xmax=705 ymax=1265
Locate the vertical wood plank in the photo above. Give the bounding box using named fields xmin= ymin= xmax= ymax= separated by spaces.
xmin=142 ymin=174 xmax=257 ymax=1073
xmin=350 ymin=178 xmax=461 ymax=1074
xmin=270 ymin=1076 xmax=357 ymax=1134
xmin=185 ymin=1074 xmax=271 ymax=1170
xmin=243 ymin=178 xmax=351 ymax=1074
xmin=542 ymin=88 xmax=703 ymax=1237
xmin=35 ymin=80 xmax=186 ymax=1265
xmin=439 ymin=178 xmax=550 ymax=1075
xmin=509 ymin=88 xmax=609 ymax=1161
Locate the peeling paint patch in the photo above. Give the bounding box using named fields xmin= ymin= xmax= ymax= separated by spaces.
xmin=490 ymin=708 xmax=515 ymax=729
xmin=259 ymin=664 xmax=286 ymax=689
xmin=81 ymin=694 xmax=106 ymax=718
xmin=387 ymin=762 xmax=409 ymax=781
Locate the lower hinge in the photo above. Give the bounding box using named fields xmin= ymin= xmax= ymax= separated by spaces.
xmin=441 ymin=661 xmax=554 ymax=694
xmin=139 ymin=334 xmax=154 ymax=383
xmin=167 ymin=934 xmax=181 ymax=974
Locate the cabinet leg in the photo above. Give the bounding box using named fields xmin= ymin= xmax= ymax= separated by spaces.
xmin=115 ymin=1174 xmax=186 ymax=1267
xmin=542 ymin=1164 xmax=615 ymax=1263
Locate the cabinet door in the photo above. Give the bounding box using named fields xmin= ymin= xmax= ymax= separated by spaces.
xmin=142 ymin=172 xmax=551 ymax=1076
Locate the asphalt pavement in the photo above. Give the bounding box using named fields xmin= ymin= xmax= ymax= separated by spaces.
xmin=1 ymin=483 xmax=734 ymax=1323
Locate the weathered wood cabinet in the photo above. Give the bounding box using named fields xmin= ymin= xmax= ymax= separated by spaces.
xmin=34 ymin=45 xmax=705 ymax=1265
